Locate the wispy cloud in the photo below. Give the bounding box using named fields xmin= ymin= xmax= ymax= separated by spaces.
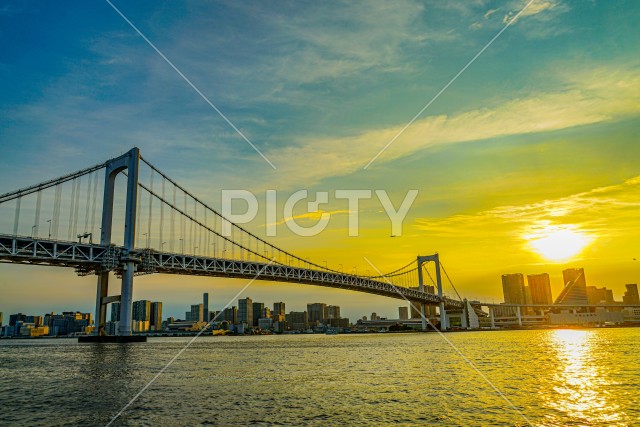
xmin=503 ymin=0 xmax=563 ymax=24
xmin=266 ymin=209 xmax=351 ymax=228
xmin=263 ymin=64 xmax=640 ymax=187
xmin=414 ymin=175 xmax=640 ymax=243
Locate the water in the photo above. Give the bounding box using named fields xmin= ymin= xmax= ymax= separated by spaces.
xmin=1 ymin=328 xmax=638 ymax=426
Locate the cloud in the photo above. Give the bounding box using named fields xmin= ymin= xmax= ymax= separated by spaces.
xmin=503 ymin=0 xmax=560 ymax=24
xmin=413 ymin=175 xmax=640 ymax=243
xmin=266 ymin=209 xmax=351 ymax=227
xmin=261 ymin=64 xmax=640 ymax=187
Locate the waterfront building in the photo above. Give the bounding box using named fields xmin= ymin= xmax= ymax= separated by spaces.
xmin=262 ymin=307 xmax=271 ymax=319
xmin=133 ymin=300 xmax=151 ymax=324
xmin=258 ymin=318 xmax=273 ymax=330
xmin=48 ymin=312 xmax=92 ymax=336
xmin=26 ymin=315 xmax=44 ymax=327
xmin=106 ymin=321 xmax=119 ymax=335
xmin=273 ymin=302 xmax=286 ymax=316
xmin=527 ymin=273 xmax=553 ymax=304
xmin=370 ymin=312 xmax=378 ymax=321
xmin=132 ymin=320 xmax=150 ymax=333
xmin=307 ymin=303 xmax=326 ymax=325
xmin=271 ymin=314 xmax=285 ymax=333
xmin=20 ymin=325 xmax=49 ymax=337
xmin=186 ymin=304 xmax=204 ymax=323
xmin=326 ymin=305 xmax=341 ymax=320
xmin=586 ymin=286 xmax=614 ymax=305
xmin=150 ymin=302 xmax=163 ymax=331
xmin=326 ymin=318 xmax=350 ymax=328
xmin=0 ymin=312 xmax=2 ymax=326
xmin=286 ymin=311 xmax=308 ymax=331
xmin=110 ymin=302 xmax=121 ymax=322
xmin=252 ymin=302 xmax=264 ymax=327
xmin=220 ymin=306 xmax=238 ymax=324
xmin=548 ymin=309 xmax=623 ymax=325
xmin=238 ymin=298 xmax=253 ymax=326
xmin=9 ymin=313 xmax=27 ymax=326
xmin=554 ymin=268 xmax=588 ymax=305
xmin=623 ymin=284 xmax=640 ymax=304
xmin=399 ymin=306 xmax=409 ymax=320
xmin=502 ymin=274 xmax=526 ymax=304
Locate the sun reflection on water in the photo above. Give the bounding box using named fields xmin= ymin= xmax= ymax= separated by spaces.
xmin=542 ymin=329 xmax=626 ymax=426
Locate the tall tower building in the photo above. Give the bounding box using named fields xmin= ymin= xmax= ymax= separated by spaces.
xmin=238 ymin=297 xmax=253 ymax=325
xmin=133 ymin=300 xmax=151 ymax=322
xmin=203 ymin=293 xmax=210 ymax=322
xmin=398 ymin=307 xmax=409 ymax=320
xmin=527 ymin=273 xmax=553 ymax=305
xmin=150 ymin=302 xmax=163 ymax=331
xmin=273 ymin=302 xmax=286 ymax=316
xmin=502 ymin=274 xmax=526 ymax=304
xmin=554 ymin=268 xmax=588 ymax=305
xmin=623 ymin=284 xmax=640 ymax=304
xmin=252 ymin=302 xmax=264 ymax=326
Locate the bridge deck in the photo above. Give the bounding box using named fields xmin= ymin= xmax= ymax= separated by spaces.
xmin=0 ymin=234 xmax=464 ymax=309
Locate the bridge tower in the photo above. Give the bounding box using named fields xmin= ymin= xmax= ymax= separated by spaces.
xmin=417 ymin=254 xmax=446 ymax=332
xmin=94 ymin=147 xmax=140 ymax=336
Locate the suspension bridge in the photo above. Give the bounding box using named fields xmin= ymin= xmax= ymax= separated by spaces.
xmin=0 ymin=148 xmax=473 ymax=337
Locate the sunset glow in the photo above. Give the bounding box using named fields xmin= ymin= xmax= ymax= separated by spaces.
xmin=525 ymin=222 xmax=594 ymax=262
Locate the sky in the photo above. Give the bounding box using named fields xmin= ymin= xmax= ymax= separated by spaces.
xmin=0 ymin=0 xmax=639 ymax=321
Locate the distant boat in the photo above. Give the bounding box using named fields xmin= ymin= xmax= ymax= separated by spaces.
xmin=325 ymin=328 xmax=338 ymax=335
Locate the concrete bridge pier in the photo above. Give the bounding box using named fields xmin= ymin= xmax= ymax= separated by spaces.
xmin=94 ymin=147 xmax=140 ymax=337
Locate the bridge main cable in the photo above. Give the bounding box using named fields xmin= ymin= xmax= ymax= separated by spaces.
xmin=0 ymin=162 xmax=106 ymax=204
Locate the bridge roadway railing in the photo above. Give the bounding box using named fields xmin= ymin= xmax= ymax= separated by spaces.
xmin=0 ymin=234 xmax=464 ymax=309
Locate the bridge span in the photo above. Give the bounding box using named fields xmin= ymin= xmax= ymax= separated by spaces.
xmin=0 ymin=148 xmax=466 ymax=336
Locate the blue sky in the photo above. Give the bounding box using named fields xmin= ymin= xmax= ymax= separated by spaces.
xmin=1 ymin=1 xmax=639 ymax=320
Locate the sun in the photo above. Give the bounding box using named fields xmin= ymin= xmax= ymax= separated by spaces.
xmin=524 ymin=222 xmax=594 ymax=262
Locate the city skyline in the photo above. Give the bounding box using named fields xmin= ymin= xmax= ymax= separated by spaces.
xmin=1 ymin=1 xmax=639 ymax=320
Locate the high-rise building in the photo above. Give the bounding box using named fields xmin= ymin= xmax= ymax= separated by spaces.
xmin=623 ymin=284 xmax=640 ymax=304
xmin=186 ymin=304 xmax=204 ymax=322
xmin=220 ymin=306 xmax=238 ymax=324
xmin=563 ymin=268 xmax=587 ymax=287
xmin=502 ymin=274 xmax=526 ymax=304
xmin=0 ymin=312 xmax=2 ymax=326
xmin=307 ymin=303 xmax=326 ymax=324
xmin=203 ymin=293 xmax=210 ymax=322
xmin=273 ymin=302 xmax=286 ymax=316
xmin=527 ymin=274 xmax=553 ymax=305
xmin=554 ymin=268 xmax=588 ymax=305
xmin=252 ymin=302 xmax=265 ymax=327
xmin=371 ymin=312 xmax=378 ymax=321
xmin=398 ymin=307 xmax=409 ymax=320
xmin=110 ymin=302 xmax=121 ymax=322
xmin=150 ymin=302 xmax=163 ymax=331
xmin=262 ymin=307 xmax=271 ymax=319
xmin=133 ymin=300 xmax=151 ymax=322
xmin=326 ymin=305 xmax=341 ymax=320
xmin=286 ymin=311 xmax=308 ymax=331
xmin=586 ymin=286 xmax=614 ymax=305
xmin=238 ymin=298 xmax=253 ymax=325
